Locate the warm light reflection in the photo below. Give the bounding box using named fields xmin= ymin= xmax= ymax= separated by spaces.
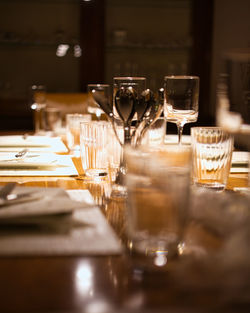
xmin=75 ymin=262 xmax=93 ymax=296
xmin=74 ymin=44 xmax=82 ymax=57
xmin=31 ymin=103 xmax=37 ymax=110
xmin=56 ymin=44 xmax=69 ymax=57
xmin=154 ymin=252 xmax=167 ymax=267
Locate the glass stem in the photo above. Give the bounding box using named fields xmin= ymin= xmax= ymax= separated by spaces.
xmin=177 ymin=123 xmax=184 ymax=145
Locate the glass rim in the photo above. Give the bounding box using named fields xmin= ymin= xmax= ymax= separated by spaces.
xmin=79 ymin=120 xmax=110 ymax=125
xmin=66 ymin=113 xmax=91 ymax=117
xmin=190 ymin=126 xmax=233 ymax=137
xmin=164 ymin=75 xmax=199 ymax=80
xmin=191 ymin=126 xmax=223 ymax=131
xmin=87 ymin=84 xmax=110 ymax=88
xmin=113 ymin=76 xmax=146 ymax=81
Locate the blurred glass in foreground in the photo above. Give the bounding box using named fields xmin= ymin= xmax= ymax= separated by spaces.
xmin=125 ymin=145 xmax=191 ymax=271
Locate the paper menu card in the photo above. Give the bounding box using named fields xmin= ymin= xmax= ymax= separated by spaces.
xmin=0 ymin=188 xmax=122 ymax=256
xmin=0 ymin=135 xmax=68 ymax=153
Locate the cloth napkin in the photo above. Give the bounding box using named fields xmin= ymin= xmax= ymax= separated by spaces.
xmin=0 ymin=187 xmax=122 ymax=256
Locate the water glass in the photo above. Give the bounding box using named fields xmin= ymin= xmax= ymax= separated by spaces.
xmin=125 ymin=145 xmax=191 ymax=269
xmin=191 ymin=127 xmax=234 ymax=191
xmin=44 ymin=108 xmax=62 ymax=133
xmin=66 ymin=114 xmax=92 ymax=153
xmin=29 ymin=85 xmax=47 ymax=134
xmin=80 ymin=121 xmax=110 ymax=177
xmin=164 ymin=76 xmax=199 ymax=144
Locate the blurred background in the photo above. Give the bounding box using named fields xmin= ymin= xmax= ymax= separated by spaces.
xmin=0 ymin=0 xmax=249 ymax=131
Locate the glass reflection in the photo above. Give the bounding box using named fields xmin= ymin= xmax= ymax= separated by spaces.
xmin=75 ymin=261 xmax=94 ymax=296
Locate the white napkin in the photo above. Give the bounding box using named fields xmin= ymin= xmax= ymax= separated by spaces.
xmin=0 ymin=187 xmax=122 ymax=256
xmin=0 ymin=152 xmax=58 ymax=168
xmin=0 ymin=135 xmax=68 ymax=153
xmin=0 ymin=187 xmax=86 ymax=228
xmin=0 ymin=154 xmax=78 ymax=176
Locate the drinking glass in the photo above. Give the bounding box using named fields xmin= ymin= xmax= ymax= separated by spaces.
xmin=87 ymin=84 xmax=111 ymax=120
xmin=66 ymin=113 xmax=92 ymax=155
xmin=125 ymin=144 xmax=191 ymax=269
xmin=29 ymin=85 xmax=47 ymax=134
xmin=113 ymin=76 xmax=146 ymax=124
xmin=164 ymin=75 xmax=199 ymax=144
xmin=44 ymin=108 xmax=62 ymax=134
xmin=80 ymin=121 xmax=110 ymax=178
xmin=191 ymin=127 xmax=234 ymax=191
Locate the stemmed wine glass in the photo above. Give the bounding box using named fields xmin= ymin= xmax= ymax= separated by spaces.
xmin=92 ymin=77 xmax=163 ymax=197
xmin=163 ymin=75 xmax=199 ymax=144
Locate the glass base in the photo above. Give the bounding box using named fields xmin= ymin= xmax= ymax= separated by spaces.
xmin=85 ymin=169 xmax=108 ymax=178
xmin=194 ymin=182 xmax=226 ymax=192
xmin=110 ymin=183 xmax=127 ymax=198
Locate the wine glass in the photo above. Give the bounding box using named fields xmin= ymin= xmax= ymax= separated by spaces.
xmin=87 ymin=84 xmax=111 ymax=120
xmin=92 ymin=78 xmax=163 ymax=198
xmin=163 ymin=75 xmax=199 ymax=144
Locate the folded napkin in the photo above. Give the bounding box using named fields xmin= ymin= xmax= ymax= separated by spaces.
xmin=0 ymin=153 xmax=78 ymax=176
xmin=0 ymin=187 xmax=88 ymax=230
xmin=0 ymin=135 xmax=68 ymax=153
xmin=0 ymin=187 xmax=122 ymax=256
xmin=0 ymin=152 xmax=58 ymax=168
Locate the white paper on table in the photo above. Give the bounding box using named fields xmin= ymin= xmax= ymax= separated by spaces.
xmin=0 ymin=135 xmax=68 ymax=153
xmin=0 ymin=188 xmax=122 ymax=256
xmin=0 ymin=153 xmax=78 ymax=176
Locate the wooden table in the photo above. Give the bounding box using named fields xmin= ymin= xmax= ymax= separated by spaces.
xmin=0 ymin=145 xmax=249 ymax=313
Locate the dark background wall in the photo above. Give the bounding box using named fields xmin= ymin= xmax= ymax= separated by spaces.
xmin=0 ymin=0 xmax=249 ymax=131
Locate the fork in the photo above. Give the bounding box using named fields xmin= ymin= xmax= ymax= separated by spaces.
xmin=15 ymin=148 xmax=28 ymax=159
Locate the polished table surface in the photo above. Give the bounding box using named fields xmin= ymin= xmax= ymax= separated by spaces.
xmin=0 ymin=134 xmax=249 ymax=313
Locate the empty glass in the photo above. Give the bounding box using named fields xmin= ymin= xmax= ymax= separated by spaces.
xmin=164 ymin=76 xmax=199 ymax=144
xmin=66 ymin=113 xmax=92 ymax=154
xmin=29 ymin=85 xmax=47 ymax=134
xmin=113 ymin=76 xmax=146 ymax=122
xmin=80 ymin=121 xmax=110 ymax=178
xmin=125 ymin=144 xmax=191 ymax=269
xmin=44 ymin=108 xmax=62 ymax=134
xmin=191 ymin=127 xmax=234 ymax=191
